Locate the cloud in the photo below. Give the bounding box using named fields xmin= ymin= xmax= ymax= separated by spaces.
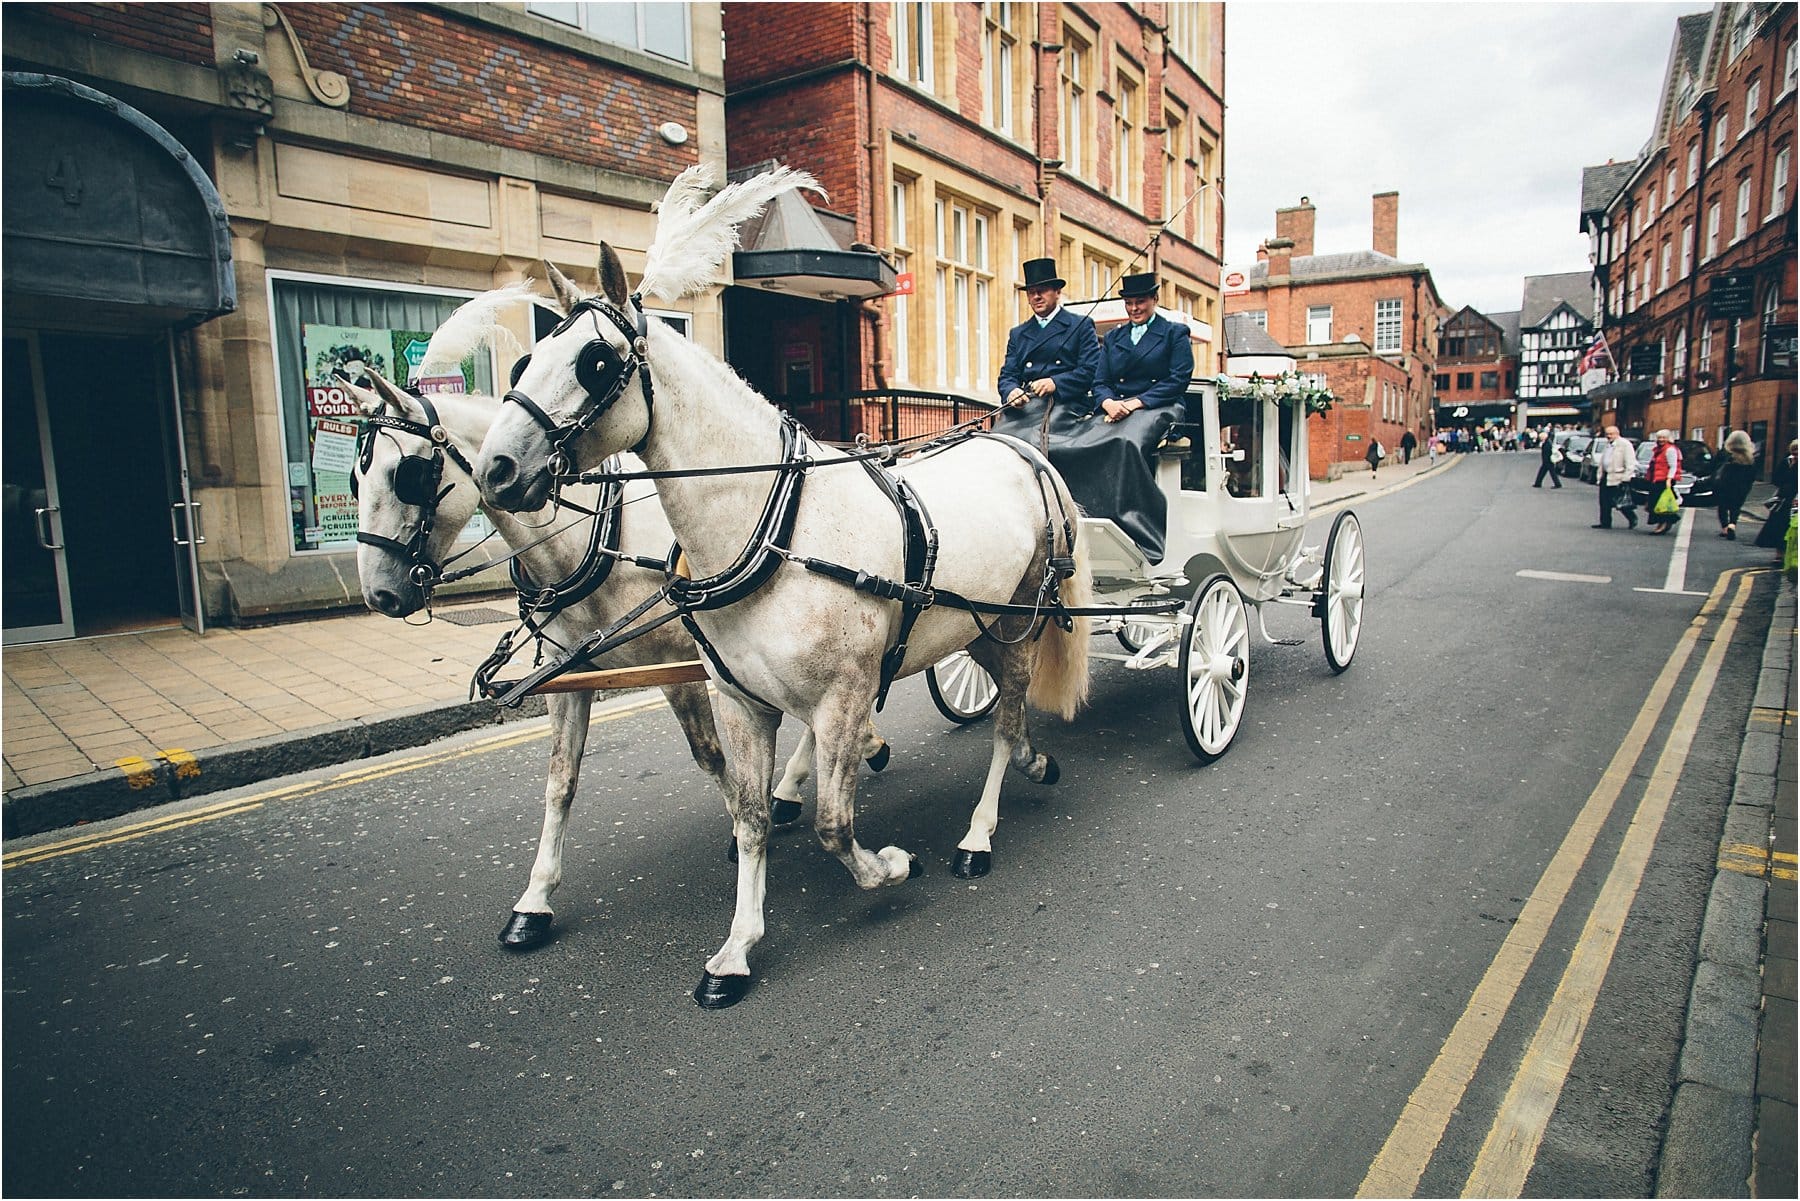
xmin=1224 ymin=1 xmax=1684 ymax=312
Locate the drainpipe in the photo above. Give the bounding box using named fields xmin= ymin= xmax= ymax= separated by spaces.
xmin=859 ymin=3 xmax=890 ymax=390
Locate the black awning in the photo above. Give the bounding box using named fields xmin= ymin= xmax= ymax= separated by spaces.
xmin=3 ymin=73 xmax=236 ymax=329
xmin=731 ymin=187 xmax=896 ymax=301
xmin=1585 ymin=379 xmax=1655 ymax=403
xmin=1434 ymin=401 xmax=1519 ymax=422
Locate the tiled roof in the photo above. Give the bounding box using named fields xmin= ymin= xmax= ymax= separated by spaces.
xmin=1243 ymin=249 xmax=1423 ymax=283
xmin=1519 ymin=272 xmax=1595 ymax=327
xmin=1222 ymin=313 xmax=1290 ymax=357
xmin=1580 ymin=161 xmax=1638 ymax=215
xmin=1489 ymin=310 xmax=1523 ymax=356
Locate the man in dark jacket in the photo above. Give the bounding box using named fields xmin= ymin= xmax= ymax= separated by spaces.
xmin=1091 ymin=273 xmax=1194 ymax=423
xmin=1533 ymin=429 xmax=1563 ymax=488
xmin=1399 ymin=428 xmax=1418 ymax=464
xmin=995 ymin=257 xmax=1099 ymax=419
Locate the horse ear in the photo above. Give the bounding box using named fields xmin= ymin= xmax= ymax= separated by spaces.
xmin=334 ymin=367 xmax=387 ymax=417
xmin=544 ymin=260 xmax=585 ymax=312
xmin=362 ymin=368 xmax=414 ymax=413
xmin=598 ymin=242 xmax=630 ymax=307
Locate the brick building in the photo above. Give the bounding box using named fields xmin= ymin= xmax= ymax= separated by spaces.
xmin=3 ymin=2 xmax=721 ymax=640
xmin=719 ymin=1 xmax=1226 ymax=436
xmin=1223 ymin=194 xmax=1445 ymax=478
xmin=1434 ymin=307 xmax=1518 ymax=403
xmin=1581 ymin=1 xmax=1796 ymax=470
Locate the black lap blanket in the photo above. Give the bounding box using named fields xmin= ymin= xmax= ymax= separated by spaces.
xmin=991 ymin=398 xmax=1177 ymax=563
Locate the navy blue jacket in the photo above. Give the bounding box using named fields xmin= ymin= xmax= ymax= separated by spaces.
xmin=997 ymin=307 xmax=1099 ymax=407
xmin=1090 ymin=314 xmax=1194 ymax=412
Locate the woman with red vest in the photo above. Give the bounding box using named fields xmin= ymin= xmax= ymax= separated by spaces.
xmin=1646 ymin=429 xmax=1683 ymax=535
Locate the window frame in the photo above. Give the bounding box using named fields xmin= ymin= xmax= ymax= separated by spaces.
xmin=1374 ymin=298 xmax=1403 ymax=353
xmin=525 ymin=1 xmax=691 ymax=65
xmin=1306 ymin=304 xmax=1333 ymax=345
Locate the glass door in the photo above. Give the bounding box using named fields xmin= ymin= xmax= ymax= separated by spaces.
xmin=3 ymin=332 xmax=75 ymax=642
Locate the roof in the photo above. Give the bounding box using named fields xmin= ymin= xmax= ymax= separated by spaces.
xmin=1490 ymin=310 xmax=1522 ymax=356
xmin=1243 ymin=248 xmax=1427 ymax=284
xmin=1222 ymin=313 xmax=1289 ymax=357
xmin=1519 ymin=272 xmax=1595 ymax=328
xmin=1580 ymin=161 xmax=1638 ymax=216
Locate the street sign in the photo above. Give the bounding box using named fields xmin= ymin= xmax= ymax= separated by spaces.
xmin=1628 ymin=343 xmax=1663 ymax=376
xmin=1708 ymin=272 xmax=1756 ymax=320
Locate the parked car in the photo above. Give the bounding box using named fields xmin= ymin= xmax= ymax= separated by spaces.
xmin=1631 ymin=439 xmax=1717 ymax=508
xmin=1561 ymin=434 xmax=1595 ymax=477
xmin=1548 ymin=431 xmax=1582 ymax=471
xmin=1581 ymin=435 xmax=1634 ymax=484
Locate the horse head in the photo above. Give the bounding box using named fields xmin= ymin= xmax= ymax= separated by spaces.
xmin=473 ymin=246 xmax=650 ymax=512
xmin=346 ymin=369 xmax=487 ymax=618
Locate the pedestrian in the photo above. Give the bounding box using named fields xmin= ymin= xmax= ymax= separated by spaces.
xmin=1712 ymin=430 xmax=1758 ymax=540
xmin=1645 ymin=429 xmax=1683 ymax=534
xmin=1754 ymin=440 xmax=1797 ymax=554
xmin=1366 ymin=438 xmax=1384 ymax=476
xmin=1533 ymin=429 xmax=1563 ymax=488
xmin=1399 ymin=428 xmax=1417 ymax=465
xmin=1427 ymin=433 xmax=1439 ymax=465
xmin=1591 ymin=424 xmax=1638 ymax=530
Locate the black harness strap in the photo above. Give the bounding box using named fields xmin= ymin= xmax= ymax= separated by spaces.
xmin=508 ymin=473 xmax=626 ymax=619
xmin=852 ymin=457 xmax=938 ymax=711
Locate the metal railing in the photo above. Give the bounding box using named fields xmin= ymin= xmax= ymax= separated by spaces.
xmin=802 ymin=389 xmax=997 ymax=443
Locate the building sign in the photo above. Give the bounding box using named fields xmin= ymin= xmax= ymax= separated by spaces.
xmin=1627 ymin=343 xmax=1663 ymax=376
xmin=1766 ymin=326 xmax=1797 ymax=372
xmin=893 ymin=272 xmax=914 ymax=297
xmin=1222 ymin=268 xmax=1250 ymax=297
xmin=1708 ymin=272 xmax=1756 ymax=320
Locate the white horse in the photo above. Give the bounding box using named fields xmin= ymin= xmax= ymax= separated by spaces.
xmin=470 ymin=165 xmax=1093 ymax=1008
xmin=347 ymin=371 xmax=888 ymax=952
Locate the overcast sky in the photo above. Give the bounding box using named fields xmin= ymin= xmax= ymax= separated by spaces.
xmin=1223 ymin=1 xmax=1690 ymax=315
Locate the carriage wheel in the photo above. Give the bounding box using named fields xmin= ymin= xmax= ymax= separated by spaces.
xmin=926 ymin=650 xmax=999 ymax=724
xmin=1116 ymin=596 xmax=1173 ymax=653
xmin=1177 ymin=574 xmax=1249 ymax=764
xmin=1319 ymin=510 xmax=1365 ymax=674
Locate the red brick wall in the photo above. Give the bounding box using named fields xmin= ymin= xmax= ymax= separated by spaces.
xmin=726 ymin=71 xmax=867 ymax=220
xmin=281 ymin=4 xmax=698 ymax=180
xmin=722 ymin=2 xmax=858 ymax=90
xmin=27 ymin=3 xmax=214 ymax=68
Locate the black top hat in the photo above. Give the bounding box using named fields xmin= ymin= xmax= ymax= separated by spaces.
xmin=1118 ymin=273 xmax=1159 ymax=299
xmin=1018 ymin=258 xmax=1066 ymax=290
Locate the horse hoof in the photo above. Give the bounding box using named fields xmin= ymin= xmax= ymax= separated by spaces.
xmin=908 ymin=853 xmax=924 ymax=879
xmin=769 ymin=797 xmax=803 ymax=825
xmin=694 ymin=971 xmax=751 ymax=1009
xmin=499 ymin=911 xmax=553 ymax=951
xmin=951 ymin=850 xmax=991 ymax=879
xmin=1039 ymin=755 xmax=1060 ymax=786
xmin=725 ymin=836 xmax=738 ymax=864
xmin=866 ymin=742 xmax=891 ymax=773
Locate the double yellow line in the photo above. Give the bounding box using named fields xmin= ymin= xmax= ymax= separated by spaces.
xmin=3 ymin=694 xmax=669 ymax=870
xmin=1359 ymin=566 xmax=1763 ymax=1198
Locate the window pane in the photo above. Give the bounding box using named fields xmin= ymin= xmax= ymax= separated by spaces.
xmin=641 ymin=2 xmax=690 ymax=63
xmin=529 ymin=1 xmax=582 ymax=27
xmin=580 ymin=1 xmax=638 ymax=46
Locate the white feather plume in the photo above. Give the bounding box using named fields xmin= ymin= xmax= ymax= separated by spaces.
xmin=639 ymin=165 xmax=824 ymax=302
xmin=652 ymin=163 xmax=719 ymax=231
xmin=419 ymin=281 xmax=536 ymax=373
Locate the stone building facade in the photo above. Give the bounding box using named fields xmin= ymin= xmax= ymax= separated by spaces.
xmin=1224 ymin=195 xmax=1445 ymax=478
xmin=718 ymin=1 xmax=1226 ymax=434
xmin=1581 ymin=1 xmax=1796 ymax=468
xmin=3 ymin=2 xmax=723 ymax=640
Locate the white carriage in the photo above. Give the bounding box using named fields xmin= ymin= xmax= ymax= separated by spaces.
xmin=925 ymin=373 xmax=1366 ymax=761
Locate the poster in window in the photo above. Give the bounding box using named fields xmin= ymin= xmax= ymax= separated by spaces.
xmin=298 ymin=323 xmax=479 ymax=551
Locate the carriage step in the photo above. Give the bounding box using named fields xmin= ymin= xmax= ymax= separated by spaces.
xmin=1256 ymin=607 xmax=1304 ymax=647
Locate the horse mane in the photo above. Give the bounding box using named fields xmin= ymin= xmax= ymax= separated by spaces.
xmin=639 ymin=164 xmax=823 ymax=302
xmin=419 ymin=281 xmax=537 ymax=374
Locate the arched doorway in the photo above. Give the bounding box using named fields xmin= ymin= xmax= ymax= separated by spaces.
xmin=2 ymin=73 xmax=235 ymax=642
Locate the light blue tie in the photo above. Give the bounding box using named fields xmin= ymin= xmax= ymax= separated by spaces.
xmin=1130 ymin=322 xmax=1147 ymax=345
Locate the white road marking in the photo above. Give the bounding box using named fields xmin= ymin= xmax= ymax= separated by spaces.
xmin=1516 ymin=570 xmax=1612 ymax=584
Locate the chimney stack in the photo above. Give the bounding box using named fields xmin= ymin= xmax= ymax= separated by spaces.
xmin=1265 ymin=236 xmax=1294 ymax=278
xmin=1256 ymin=240 xmax=1269 ymax=263
xmin=1373 ymin=191 xmax=1399 ymax=258
xmin=1274 ymin=196 xmax=1315 ymax=257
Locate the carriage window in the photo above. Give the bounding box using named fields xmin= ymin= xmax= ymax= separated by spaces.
xmin=272 ymin=277 xmax=499 ymax=554
xmin=1218 ymin=396 xmax=1265 ymax=498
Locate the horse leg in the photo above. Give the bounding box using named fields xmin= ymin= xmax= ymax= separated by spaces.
xmin=770 ymin=727 xmax=815 ymax=826
xmin=501 ymin=689 xmax=594 ymax=950
xmin=696 ymin=698 xmax=782 ymax=1009
xmin=810 ymin=696 xmax=923 ymax=890
xmin=951 ymin=643 xmax=1057 ymax=880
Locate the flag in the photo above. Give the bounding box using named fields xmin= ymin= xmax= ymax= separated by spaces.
xmin=1578 ymin=331 xmax=1613 ymax=374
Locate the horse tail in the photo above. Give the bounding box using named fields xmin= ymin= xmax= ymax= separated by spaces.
xmin=1027 ymin=523 xmax=1091 ymax=721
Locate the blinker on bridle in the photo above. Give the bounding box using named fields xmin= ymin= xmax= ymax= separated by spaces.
xmin=502 ymin=293 xmax=654 ymax=475
xmin=352 ymin=391 xmax=473 ymax=592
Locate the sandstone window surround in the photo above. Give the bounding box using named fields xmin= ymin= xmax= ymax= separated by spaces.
xmin=982 ymin=2 xmax=1028 ymax=142
xmin=1060 ymin=28 xmax=1093 ymax=181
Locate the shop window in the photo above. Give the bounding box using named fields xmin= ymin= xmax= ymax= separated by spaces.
xmin=273 ymin=276 xmax=499 ymax=554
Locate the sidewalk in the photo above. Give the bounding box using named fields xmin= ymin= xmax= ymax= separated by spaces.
xmin=1 ymin=451 xmax=1451 ymax=837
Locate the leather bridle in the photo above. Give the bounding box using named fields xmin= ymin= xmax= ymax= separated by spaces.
xmin=502 ymin=293 xmax=655 ymax=477
xmin=352 ymin=392 xmax=474 ymax=594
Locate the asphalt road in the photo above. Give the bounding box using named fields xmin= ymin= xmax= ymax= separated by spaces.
xmin=3 ymin=453 xmax=1780 ymax=1198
